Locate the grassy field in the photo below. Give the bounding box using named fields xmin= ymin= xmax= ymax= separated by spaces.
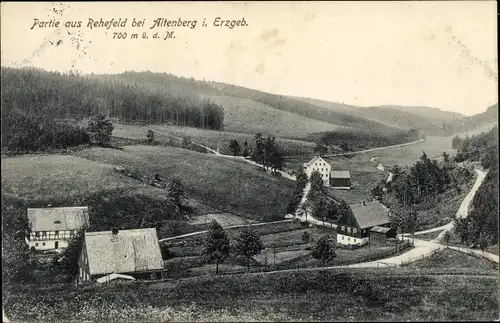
xmin=4 ymin=269 xmax=497 ymax=322
xmin=201 ymin=94 xmax=352 ymax=138
xmin=74 ymin=145 xmax=295 ymax=221
xmin=1 ymin=154 xmax=178 ymax=204
xmin=112 ymin=123 xmax=316 ymax=156
xmin=403 ymin=248 xmax=499 ymax=271
xmin=366 ymin=135 xmax=455 ymax=168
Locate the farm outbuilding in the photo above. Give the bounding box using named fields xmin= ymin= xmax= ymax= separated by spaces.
xmin=78 ymin=228 xmax=165 ymax=285
xmin=369 ymin=226 xmax=397 ymax=246
xmin=330 ymin=170 xmax=351 ymax=189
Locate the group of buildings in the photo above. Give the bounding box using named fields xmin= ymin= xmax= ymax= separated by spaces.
xmin=24 ymin=155 xmax=394 ymax=284
xmin=26 ymin=206 xmax=164 ymax=285
xmin=302 ymin=155 xmax=396 ymax=247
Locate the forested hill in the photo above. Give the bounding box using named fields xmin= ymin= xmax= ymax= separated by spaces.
xmin=1 ymin=67 xmax=224 ymax=130
xmin=90 ymin=71 xmax=405 ymax=134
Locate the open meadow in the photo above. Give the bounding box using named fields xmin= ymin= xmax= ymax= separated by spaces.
xmin=74 ymin=145 xmax=295 ymax=222
xmin=4 ymin=268 xmax=497 ymax=322
xmin=112 ymin=123 xmax=316 ymax=156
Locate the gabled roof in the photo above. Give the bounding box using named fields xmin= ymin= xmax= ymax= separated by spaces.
xmin=330 ymin=170 xmax=351 ymax=179
xmin=303 ymin=156 xmax=329 ymax=168
xmin=350 ymin=201 xmax=390 ymax=229
xmin=84 ymin=228 xmax=164 ymax=276
xmin=27 ymin=206 xmax=89 ymax=232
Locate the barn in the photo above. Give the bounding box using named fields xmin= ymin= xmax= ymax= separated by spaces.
xmin=78 ymin=228 xmax=165 ymax=285
xmin=330 ymin=170 xmax=351 ymax=189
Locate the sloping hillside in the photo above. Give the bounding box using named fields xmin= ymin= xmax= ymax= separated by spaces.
xmin=201 ymin=94 xmax=352 ymax=137
xmin=293 ymin=97 xmax=464 ymax=135
xmin=73 ymin=145 xmax=295 ymax=221
xmin=453 ymin=103 xmax=498 ymax=134
xmin=91 ymin=72 xmax=404 ymax=136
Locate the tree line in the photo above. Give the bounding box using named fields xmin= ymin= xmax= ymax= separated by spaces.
xmin=1 ymin=67 xmax=224 ymax=130
xmin=227 ymin=133 xmax=285 ymax=174
xmin=310 ymin=128 xmax=422 ymax=156
xmin=371 ymin=151 xmax=470 ymax=236
xmin=453 ymin=126 xmax=498 ymax=166
xmin=1 ymin=110 xmax=117 ymax=153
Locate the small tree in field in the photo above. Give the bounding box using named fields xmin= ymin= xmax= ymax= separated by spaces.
xmin=234 ymin=226 xmax=264 ymax=273
xmin=478 ymin=232 xmax=491 ymax=256
xmin=147 ymin=129 xmax=155 ymax=144
xmin=302 ymin=231 xmax=311 ymax=243
xmin=242 ymin=140 xmax=250 ymax=157
xmin=443 ymin=230 xmax=452 ymax=247
xmin=312 ymin=234 xmax=336 ymax=266
xmin=310 ymin=171 xmax=324 ymax=193
xmin=87 ymin=114 xmax=114 ymax=145
xmin=229 ymin=139 xmax=241 ymax=156
xmin=200 ymin=220 xmax=230 ymax=274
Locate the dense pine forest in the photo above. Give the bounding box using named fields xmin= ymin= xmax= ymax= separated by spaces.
xmin=1 ymin=67 xmax=225 ymax=129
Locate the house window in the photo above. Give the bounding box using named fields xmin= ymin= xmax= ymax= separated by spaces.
xmin=341 ymin=226 xmax=345 ymax=231
xmin=42 ymin=242 xmax=46 ymax=246
xmin=353 ymin=228 xmax=357 ymax=234
xmin=348 ymin=237 xmax=350 ymax=241
xmin=42 ymin=231 xmax=47 ymax=237
xmin=342 ymin=236 xmax=344 ymax=240
xmin=354 ymin=239 xmax=357 ymax=243
xmin=35 ymin=243 xmax=39 ymax=246
xmin=55 ymin=231 xmax=59 ymax=236
xmin=35 ymin=232 xmax=40 ymax=238
xmin=347 ymin=227 xmax=351 ymax=233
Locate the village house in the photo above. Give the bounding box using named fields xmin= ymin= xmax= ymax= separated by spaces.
xmin=26 ymin=206 xmax=90 ymax=252
xmin=303 ymin=156 xmax=351 ymax=188
xmin=78 ymin=228 xmax=164 ymax=285
xmin=336 ymin=201 xmax=395 ymax=246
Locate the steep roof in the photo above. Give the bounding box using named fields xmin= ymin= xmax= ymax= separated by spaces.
xmin=330 ymin=170 xmax=351 ymax=179
xmin=27 ymin=206 xmax=89 ymax=232
xmin=350 ymin=201 xmax=390 ymax=229
xmin=84 ymin=228 xmax=164 ymax=276
xmin=303 ymin=156 xmax=329 ymax=168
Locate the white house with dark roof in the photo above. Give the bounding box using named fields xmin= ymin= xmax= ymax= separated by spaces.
xmin=335 ymin=201 xmax=394 ymax=246
xmin=78 ymin=228 xmax=164 ymax=284
xmin=303 ymin=156 xmax=351 ymax=188
xmin=26 ymin=206 xmax=89 ymax=252
xmin=303 ymin=156 xmax=332 ymax=186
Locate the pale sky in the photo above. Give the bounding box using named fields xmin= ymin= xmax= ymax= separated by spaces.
xmin=1 ymin=1 xmax=498 ymax=116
